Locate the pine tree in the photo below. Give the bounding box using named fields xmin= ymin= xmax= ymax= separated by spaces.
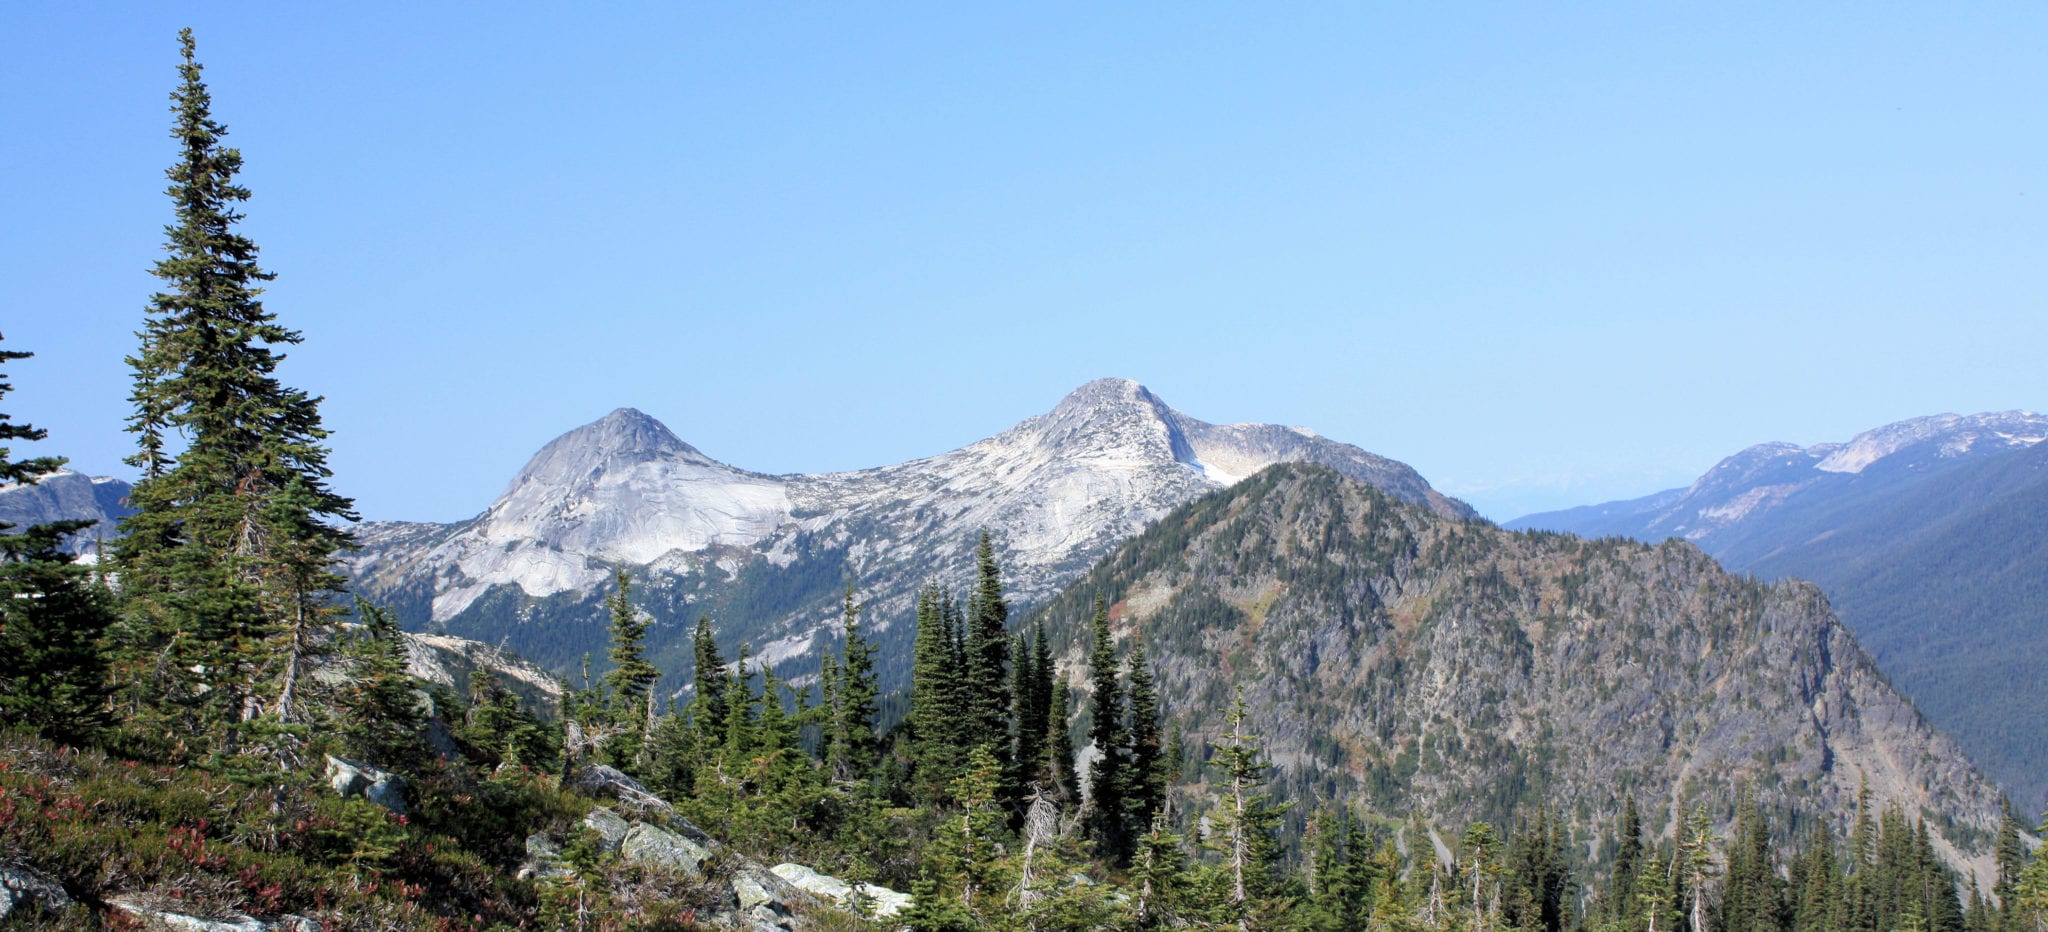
xmin=1209 ymin=686 xmax=1288 ymax=929
xmin=1123 ymin=637 xmax=1167 ymax=840
xmin=335 ymin=602 xmax=427 ymax=771
xmin=1085 ymin=596 xmax=1128 ymax=858
xmin=112 ymin=29 xmax=357 ymax=763
xmin=961 ymin=531 xmax=1011 ymax=766
xmin=911 ymin=582 xmax=967 ymax=797
xmin=1045 ymin=677 xmax=1081 ymax=804
xmin=690 ymin=615 xmax=728 ymax=733
xmin=0 ymin=335 xmax=114 ymax=743
xmin=1009 ymin=629 xmax=1041 ymax=794
xmin=601 ymin=569 xmax=659 ymax=770
xmin=827 ymin=585 xmax=879 ymax=785
xmin=1609 ymin=796 xmax=1646 ymax=925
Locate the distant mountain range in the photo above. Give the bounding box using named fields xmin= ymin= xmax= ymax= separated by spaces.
xmin=1510 ymin=410 xmax=2048 ymax=809
xmin=1033 ymin=462 xmax=2012 ymax=877
xmin=0 ymin=469 xmax=133 ymax=557
xmin=345 ymin=378 xmax=1472 ymax=689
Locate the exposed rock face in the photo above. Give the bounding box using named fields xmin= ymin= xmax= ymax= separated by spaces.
xmin=0 ymin=863 xmax=73 ymax=920
xmin=106 ymin=896 xmax=314 ymax=931
xmin=0 ymin=468 xmax=133 ymax=557
xmin=527 ymin=804 xmax=830 ymax=931
xmin=323 ymin=756 xmax=407 ymax=815
xmin=1508 ymin=410 xmax=2048 ymax=808
xmin=769 ymin=862 xmax=913 ymax=918
xmin=349 ymin=379 xmax=1469 ymax=687
xmin=1035 ymin=464 xmax=2015 ymax=878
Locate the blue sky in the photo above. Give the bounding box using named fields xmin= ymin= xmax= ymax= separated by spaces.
xmin=7 ymin=4 xmax=2045 ymax=521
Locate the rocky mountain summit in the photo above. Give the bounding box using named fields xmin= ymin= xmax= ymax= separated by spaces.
xmin=1034 ymin=463 xmax=2015 ymax=877
xmin=349 ymin=378 xmax=1470 ymax=684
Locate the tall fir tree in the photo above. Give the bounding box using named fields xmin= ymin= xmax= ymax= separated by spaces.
xmin=961 ymin=531 xmax=1012 ymax=765
xmin=911 ymin=582 xmax=967 ymax=796
xmin=1045 ymin=677 xmax=1081 ymax=805
xmin=0 ymin=334 xmax=114 ymax=743
xmin=690 ymin=615 xmax=728 ymax=731
xmin=1123 ymin=637 xmax=1166 ymax=840
xmin=112 ymin=29 xmax=356 ymax=762
xmin=827 ymin=585 xmax=879 ymax=785
xmin=601 ymin=569 xmax=659 ymax=770
xmin=1085 ymin=596 xmax=1129 ymax=858
xmin=1209 ymin=686 xmax=1288 ymax=929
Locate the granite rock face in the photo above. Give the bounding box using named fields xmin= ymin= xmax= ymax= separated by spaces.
xmin=348 ymin=379 xmax=1469 ymax=688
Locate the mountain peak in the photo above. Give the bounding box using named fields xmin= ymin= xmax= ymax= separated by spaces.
xmin=1051 ymin=377 xmax=1157 ymax=412
xmin=562 ymin=407 xmax=694 ymax=459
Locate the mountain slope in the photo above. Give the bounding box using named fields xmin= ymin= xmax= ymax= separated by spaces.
xmin=348 ymin=378 xmax=1470 ymax=689
xmin=0 ymin=469 xmax=134 ymax=557
xmin=1033 ymin=463 xmax=2011 ymax=875
xmin=1507 ymin=411 xmax=2048 ymax=808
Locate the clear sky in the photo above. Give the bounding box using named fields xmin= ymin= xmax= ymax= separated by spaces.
xmin=7 ymin=4 xmax=2045 ymax=522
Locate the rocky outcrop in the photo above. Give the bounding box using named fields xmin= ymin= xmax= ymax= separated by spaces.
xmin=0 ymin=863 xmax=73 ymax=920
xmin=323 ymin=755 xmax=407 ymax=815
xmin=106 ymin=895 xmax=316 ymax=931
xmin=1034 ymin=463 xmax=2015 ymax=878
xmin=769 ymin=863 xmax=912 ymax=918
xmin=520 ymin=803 xmax=847 ymax=930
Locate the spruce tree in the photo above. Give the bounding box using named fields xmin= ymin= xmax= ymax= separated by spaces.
xmin=335 ymin=602 xmax=427 ymax=771
xmin=1610 ymin=796 xmax=1645 ymax=925
xmin=1123 ymin=637 xmax=1166 ymax=840
xmin=1045 ymin=677 xmax=1081 ymax=804
xmin=601 ymin=569 xmax=659 ymax=770
xmin=827 ymin=585 xmax=879 ymax=785
xmin=1009 ymin=630 xmax=1040 ymax=793
xmin=1209 ymin=686 xmax=1288 ymax=926
xmin=0 ymin=335 xmax=114 ymax=743
xmin=961 ymin=531 xmax=1011 ymax=764
xmin=911 ymin=582 xmax=968 ymax=797
xmin=690 ymin=615 xmax=728 ymax=729
xmin=112 ymin=29 xmax=357 ymax=762
xmin=1085 ymin=596 xmax=1128 ymax=857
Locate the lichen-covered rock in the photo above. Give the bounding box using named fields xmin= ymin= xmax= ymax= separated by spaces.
xmin=620 ymin=822 xmax=712 ymax=878
xmin=322 ymin=755 xmax=407 ymax=815
xmin=581 ymin=806 xmax=633 ymax=853
xmin=768 ymin=863 xmax=911 ymax=918
xmin=0 ymin=864 xmax=73 ymax=920
xmin=570 ymin=763 xmax=674 ymax=813
xmin=107 ymin=895 xmax=269 ymax=931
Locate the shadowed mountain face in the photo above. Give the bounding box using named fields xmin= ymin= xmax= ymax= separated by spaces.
xmin=1032 ymin=463 xmax=2011 ymax=876
xmin=0 ymin=469 xmax=135 ymax=558
xmin=1508 ymin=411 xmax=2048 ymax=808
xmin=346 ymin=378 xmax=1471 ymax=689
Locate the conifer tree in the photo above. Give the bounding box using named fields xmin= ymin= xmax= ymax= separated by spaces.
xmin=0 ymin=335 xmax=114 ymax=743
xmin=961 ymin=531 xmax=1011 ymax=764
xmin=690 ymin=615 xmax=728 ymax=737
xmin=1209 ymin=686 xmax=1288 ymax=927
xmin=601 ymin=569 xmax=659 ymax=769
xmin=335 ymin=602 xmax=427 ymax=771
xmin=1610 ymin=796 xmax=1645 ymax=925
xmin=112 ymin=29 xmax=356 ymax=762
xmin=1085 ymin=596 xmax=1128 ymax=857
xmin=911 ymin=582 xmax=967 ymax=796
xmin=827 ymin=585 xmax=879 ymax=785
xmin=1008 ymin=629 xmax=1040 ymax=794
xmin=1045 ymin=677 xmax=1081 ymax=804
xmin=1124 ymin=637 xmax=1167 ymax=839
